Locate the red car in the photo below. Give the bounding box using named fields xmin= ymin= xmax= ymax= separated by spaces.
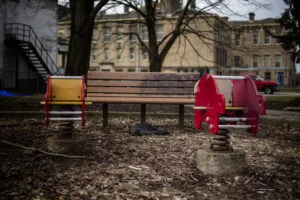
xmin=247 ymin=75 xmax=279 ymax=94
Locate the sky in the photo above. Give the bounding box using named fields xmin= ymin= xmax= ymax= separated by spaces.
xmin=214 ymin=0 xmax=288 ymax=21
xmin=59 ymin=0 xmax=288 ymax=21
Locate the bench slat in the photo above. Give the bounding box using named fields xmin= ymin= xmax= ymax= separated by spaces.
xmin=86 ymin=97 xmax=195 ymax=104
xmin=87 ymin=71 xmax=199 ymax=81
xmin=86 ymin=93 xmax=195 ymax=98
xmin=87 ymin=87 xmax=194 ymax=94
xmin=87 ymin=80 xmax=196 ymax=88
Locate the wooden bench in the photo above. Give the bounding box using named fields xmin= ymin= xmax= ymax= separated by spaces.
xmin=86 ymin=71 xmax=199 ymax=128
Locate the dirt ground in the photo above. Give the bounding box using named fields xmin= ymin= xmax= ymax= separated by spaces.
xmin=0 ymin=115 xmax=300 ymax=200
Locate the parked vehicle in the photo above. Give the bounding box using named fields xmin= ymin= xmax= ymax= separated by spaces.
xmin=247 ymin=75 xmax=279 ymax=94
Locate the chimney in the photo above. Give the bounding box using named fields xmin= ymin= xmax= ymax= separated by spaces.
xmin=249 ymin=12 xmax=255 ymax=22
xmin=161 ymin=0 xmax=181 ymax=14
xmin=124 ymin=5 xmax=129 ymax=13
xmin=191 ymin=0 xmax=196 ymax=10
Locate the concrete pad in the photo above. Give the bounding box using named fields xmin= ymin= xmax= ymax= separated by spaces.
xmin=196 ymin=149 xmax=245 ymax=176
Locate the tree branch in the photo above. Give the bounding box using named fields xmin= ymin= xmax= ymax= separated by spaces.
xmin=0 ymin=139 xmax=86 ymax=158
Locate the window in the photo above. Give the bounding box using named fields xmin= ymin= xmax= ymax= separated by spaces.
xmin=235 ymin=32 xmax=240 ymax=47
xmin=252 ymin=55 xmax=259 ymax=67
xmin=103 ymin=27 xmax=111 ymax=43
xmin=93 ymin=29 xmax=99 ymax=41
xmin=116 ymin=69 xmax=123 ymax=72
xmin=234 ymin=56 xmax=241 ymax=67
xmin=265 ymin=72 xmax=271 ymax=80
xmin=91 ymin=51 xmax=97 ymax=61
xmin=143 ymin=52 xmax=148 ymax=60
xmin=128 ymin=69 xmax=135 ymax=72
xmin=116 ymin=48 xmax=121 ymax=60
xmin=156 ymin=24 xmax=164 ymax=41
xmin=253 ymin=30 xmax=259 ymax=45
xmin=129 ymin=24 xmax=137 ymax=43
xmin=263 ymin=54 xmax=270 ymax=67
xmin=129 ymin=47 xmax=135 ymax=60
xmin=264 ymin=32 xmax=271 ymax=44
xmin=140 ymin=24 xmax=164 ymax=41
xmin=104 ymin=48 xmax=109 ymax=60
xmin=101 ymin=69 xmax=111 ymax=72
xmin=141 ymin=25 xmax=148 ymax=41
xmin=116 ymin=26 xmax=124 ymax=41
xmin=141 ymin=69 xmax=148 ymax=72
xmin=275 ymin=54 xmax=282 ymax=67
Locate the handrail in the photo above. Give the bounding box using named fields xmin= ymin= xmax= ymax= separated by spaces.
xmin=4 ymin=23 xmax=62 ymax=75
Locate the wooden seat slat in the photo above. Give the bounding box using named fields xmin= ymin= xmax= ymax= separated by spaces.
xmin=86 ymin=97 xmax=195 ymax=104
xmin=87 ymin=80 xmax=196 ymax=88
xmin=87 ymin=87 xmax=194 ymax=94
xmin=87 ymin=93 xmax=195 ymax=98
xmin=88 ymin=71 xmax=199 ymax=81
xmin=87 ymin=71 xmax=199 ymax=128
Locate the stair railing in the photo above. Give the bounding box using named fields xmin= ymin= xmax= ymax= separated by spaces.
xmin=4 ymin=23 xmax=62 ymax=75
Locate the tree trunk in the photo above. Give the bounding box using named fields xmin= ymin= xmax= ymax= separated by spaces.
xmin=149 ymin=54 xmax=162 ymax=72
xmin=65 ymin=0 xmax=95 ymax=77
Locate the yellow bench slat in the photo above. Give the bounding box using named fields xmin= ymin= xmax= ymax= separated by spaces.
xmin=194 ymin=106 xmax=245 ymax=110
xmin=41 ymin=101 xmax=92 ymax=105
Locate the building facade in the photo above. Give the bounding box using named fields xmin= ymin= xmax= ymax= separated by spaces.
xmin=58 ymin=3 xmax=294 ymax=86
xmin=0 ymin=0 xmax=59 ymax=93
xmin=58 ymin=1 xmax=230 ymax=75
xmin=227 ymin=13 xmax=294 ymax=86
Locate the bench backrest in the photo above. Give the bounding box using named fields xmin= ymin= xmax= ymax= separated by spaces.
xmin=86 ymin=71 xmax=199 ymax=101
xmin=47 ymin=76 xmax=83 ymax=101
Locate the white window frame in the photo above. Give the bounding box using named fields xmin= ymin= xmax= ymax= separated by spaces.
xmin=264 ymin=32 xmax=271 ymax=44
xmin=91 ymin=51 xmax=97 ymax=61
xmin=129 ymin=47 xmax=135 ymax=61
xmin=252 ymin=55 xmax=259 ymax=68
xmin=116 ymin=26 xmax=124 ymax=42
xmin=104 ymin=48 xmax=109 ymax=61
xmin=235 ymin=32 xmax=241 ymax=47
xmin=103 ymin=27 xmax=111 ymax=43
xmin=116 ymin=48 xmax=121 ymax=61
xmin=275 ymin=54 xmax=282 ymax=68
xmin=140 ymin=25 xmax=148 ymax=41
xmin=155 ymin=24 xmax=164 ymax=41
xmin=253 ymin=30 xmax=259 ymax=45
xmin=263 ymin=54 xmax=270 ymax=67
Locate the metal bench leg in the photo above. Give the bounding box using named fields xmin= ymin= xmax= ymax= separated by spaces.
xmin=179 ymin=104 xmax=184 ymax=128
xmin=141 ymin=104 xmax=146 ymax=123
xmin=103 ymin=103 xmax=108 ymax=128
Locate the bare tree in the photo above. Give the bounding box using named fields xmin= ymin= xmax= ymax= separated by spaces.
xmin=65 ymin=0 xmax=109 ymax=77
xmin=108 ymin=0 xmax=241 ymax=72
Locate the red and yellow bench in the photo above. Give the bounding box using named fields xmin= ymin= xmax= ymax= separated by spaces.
xmin=41 ymin=76 xmax=92 ymax=126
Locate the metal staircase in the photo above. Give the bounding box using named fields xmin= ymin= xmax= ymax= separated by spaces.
xmin=4 ymin=23 xmax=62 ymax=80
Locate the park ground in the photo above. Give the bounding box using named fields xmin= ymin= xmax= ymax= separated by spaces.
xmin=0 ymin=111 xmax=299 ymax=199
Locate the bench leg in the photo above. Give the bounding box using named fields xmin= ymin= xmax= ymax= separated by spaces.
xmin=179 ymin=104 xmax=184 ymax=128
xmin=141 ymin=104 xmax=146 ymax=123
xmin=103 ymin=103 xmax=108 ymax=128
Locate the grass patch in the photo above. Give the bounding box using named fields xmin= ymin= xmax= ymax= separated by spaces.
xmin=265 ymin=96 xmax=300 ymax=102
